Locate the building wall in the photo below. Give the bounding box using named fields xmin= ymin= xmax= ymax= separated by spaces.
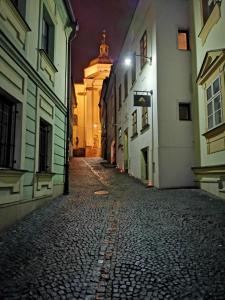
xmin=114 ymin=0 xmax=195 ymax=188
xmin=192 ymin=0 xmax=225 ymax=198
xmin=156 ymin=0 xmax=195 ymax=187
xmin=0 ymin=0 xmax=73 ymax=230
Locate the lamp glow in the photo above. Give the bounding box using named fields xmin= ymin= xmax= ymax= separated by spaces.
xmin=124 ymin=57 xmax=132 ymax=66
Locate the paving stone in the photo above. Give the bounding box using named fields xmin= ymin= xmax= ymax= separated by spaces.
xmin=0 ymin=157 xmax=225 ymax=299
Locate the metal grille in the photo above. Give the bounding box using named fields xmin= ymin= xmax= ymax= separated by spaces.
xmin=39 ymin=120 xmax=49 ymax=172
xmin=0 ymin=98 xmax=16 ymax=168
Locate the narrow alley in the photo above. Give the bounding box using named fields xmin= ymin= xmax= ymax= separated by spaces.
xmin=0 ymin=158 xmax=225 ymax=299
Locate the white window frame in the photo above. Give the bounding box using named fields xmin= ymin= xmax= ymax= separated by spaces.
xmin=206 ymin=76 xmax=223 ymax=130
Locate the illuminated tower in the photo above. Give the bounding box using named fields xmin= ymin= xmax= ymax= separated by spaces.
xmin=74 ymin=31 xmax=112 ymax=157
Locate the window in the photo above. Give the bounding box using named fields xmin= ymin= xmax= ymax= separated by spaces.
xmin=11 ymin=0 xmax=26 ymax=18
xmin=206 ymin=77 xmax=223 ymax=130
xmin=118 ymin=127 xmax=122 ymax=145
xmin=202 ymin=0 xmax=219 ymax=24
xmin=179 ymin=103 xmax=191 ymax=121
xmin=124 ymin=72 xmax=128 ymax=99
xmin=42 ymin=6 xmax=54 ymax=61
xmin=132 ymin=52 xmax=136 ymax=84
xmin=140 ymin=31 xmax=147 ymax=68
xmin=0 ymin=97 xmax=17 ymax=168
xmin=132 ymin=110 xmax=137 ymax=136
xmin=74 ymin=114 xmax=78 ymax=126
xmin=39 ymin=119 xmax=51 ymax=172
xmin=118 ymin=84 xmax=122 ymax=109
xmin=142 ymin=107 xmax=149 ymax=128
xmin=178 ymin=30 xmax=190 ymax=50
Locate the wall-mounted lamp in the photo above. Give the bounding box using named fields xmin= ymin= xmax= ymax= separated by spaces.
xmin=124 ymin=54 xmax=152 ymax=66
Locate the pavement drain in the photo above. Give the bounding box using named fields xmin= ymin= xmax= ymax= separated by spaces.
xmin=94 ymin=190 xmax=109 ymax=195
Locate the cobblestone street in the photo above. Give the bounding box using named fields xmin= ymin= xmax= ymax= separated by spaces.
xmin=1 ymin=157 xmax=225 ymax=299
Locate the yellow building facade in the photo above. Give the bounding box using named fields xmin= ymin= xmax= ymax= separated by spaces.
xmin=73 ymin=32 xmax=112 ymax=157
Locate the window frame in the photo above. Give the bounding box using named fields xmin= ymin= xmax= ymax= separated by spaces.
xmin=206 ymin=76 xmax=223 ymax=130
xmin=131 ymin=52 xmax=136 ymax=85
xmin=132 ymin=110 xmax=138 ymax=136
xmin=0 ymin=97 xmax=17 ymax=168
xmin=177 ymin=29 xmax=190 ymax=51
xmin=179 ymin=103 xmax=192 ymax=121
xmin=140 ymin=31 xmax=147 ymax=69
xmin=41 ymin=6 xmax=55 ymax=62
xmin=39 ymin=119 xmax=52 ymax=173
xmin=142 ymin=106 xmax=149 ymax=128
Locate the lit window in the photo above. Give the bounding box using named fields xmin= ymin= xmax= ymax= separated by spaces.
xmin=42 ymin=6 xmax=54 ymax=61
xmin=140 ymin=31 xmax=147 ymax=68
xmin=179 ymin=103 xmax=191 ymax=121
xmin=206 ymin=77 xmax=223 ymax=130
xmin=39 ymin=119 xmax=52 ymax=172
xmin=142 ymin=107 xmax=148 ymax=128
xmin=178 ymin=30 xmax=189 ymax=50
xmin=0 ymin=97 xmax=17 ymax=168
xmin=132 ymin=110 xmax=137 ymax=135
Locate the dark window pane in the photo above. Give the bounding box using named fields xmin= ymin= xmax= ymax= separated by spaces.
xmin=179 ymin=103 xmax=191 ymax=121
xmin=0 ymin=98 xmax=16 ymax=168
xmin=214 ymin=95 xmax=221 ymax=111
xmin=213 ymin=78 xmax=220 ymax=94
xmin=208 ymin=115 xmax=213 ymax=129
xmin=207 ymin=86 xmax=212 ymax=100
xmin=207 ymin=101 xmax=213 ymax=116
xmin=215 ymin=110 xmax=222 ymax=125
xmin=39 ymin=120 xmax=49 ymax=172
xmin=140 ymin=31 xmax=147 ymax=68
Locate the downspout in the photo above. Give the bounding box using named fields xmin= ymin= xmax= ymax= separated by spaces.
xmin=63 ymin=0 xmax=78 ymax=195
xmin=113 ymin=71 xmax=117 ymax=164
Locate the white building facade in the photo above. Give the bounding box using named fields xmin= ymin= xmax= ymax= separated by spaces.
xmin=115 ymin=0 xmax=195 ymax=188
xmin=191 ymin=0 xmax=225 ymax=199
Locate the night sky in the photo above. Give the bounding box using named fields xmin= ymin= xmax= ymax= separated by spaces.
xmin=70 ymin=0 xmax=139 ymax=83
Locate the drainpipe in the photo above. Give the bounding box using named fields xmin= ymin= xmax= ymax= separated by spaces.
xmin=63 ymin=0 xmax=79 ymax=195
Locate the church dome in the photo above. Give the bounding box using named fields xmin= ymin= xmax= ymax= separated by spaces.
xmin=89 ymin=30 xmax=113 ymax=66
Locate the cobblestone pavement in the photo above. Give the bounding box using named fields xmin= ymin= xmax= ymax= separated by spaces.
xmin=1 ymin=157 xmax=225 ymax=300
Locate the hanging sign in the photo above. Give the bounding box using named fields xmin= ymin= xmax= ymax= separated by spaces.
xmin=134 ymin=94 xmax=151 ymax=107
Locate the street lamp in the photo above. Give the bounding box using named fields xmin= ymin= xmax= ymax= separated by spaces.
xmin=124 ymin=54 xmax=152 ymax=66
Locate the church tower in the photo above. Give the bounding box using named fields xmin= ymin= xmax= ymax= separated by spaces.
xmin=73 ymin=31 xmax=112 ymax=157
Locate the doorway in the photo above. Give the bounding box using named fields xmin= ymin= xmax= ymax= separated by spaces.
xmin=124 ymin=129 xmax=128 ymax=172
xmin=141 ymin=147 xmax=149 ymax=181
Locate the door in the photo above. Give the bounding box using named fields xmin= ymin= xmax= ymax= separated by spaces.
xmin=124 ymin=129 xmax=128 ymax=172
xmin=141 ymin=148 xmax=149 ymax=181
